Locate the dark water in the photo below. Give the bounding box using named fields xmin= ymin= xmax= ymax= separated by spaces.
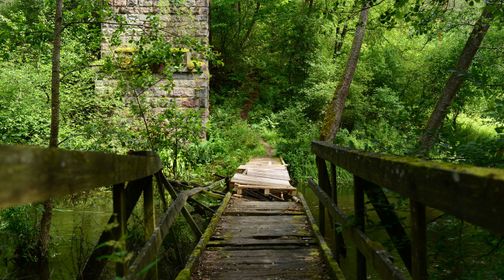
xmin=49 ymin=208 xmax=111 ymax=279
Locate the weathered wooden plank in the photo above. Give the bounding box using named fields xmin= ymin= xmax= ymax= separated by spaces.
xmin=245 ymin=169 xmax=290 ymax=180
xmin=0 ymin=145 xmax=162 ymax=208
xmin=226 ymin=200 xmax=303 ymax=215
xmin=211 ymin=216 xmax=313 ymax=244
xmin=312 ymin=141 xmax=504 ymax=234
xmin=247 ymin=157 xmax=283 ymax=164
xmin=234 ymin=183 xmax=296 ymax=191
xmin=194 ymin=248 xmax=330 ymax=280
xmin=207 ymin=238 xmax=317 ymax=247
xmin=308 ymin=179 xmax=407 ymax=280
xmin=231 ymin=173 xmax=293 ymax=188
xmin=238 ymin=165 xmax=287 ymax=170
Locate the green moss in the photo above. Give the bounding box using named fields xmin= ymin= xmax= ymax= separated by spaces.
xmin=175 ymin=268 xmax=191 ymax=280
xmin=114 ymin=46 xmax=136 ymax=53
xmin=170 ymin=47 xmax=190 ymax=53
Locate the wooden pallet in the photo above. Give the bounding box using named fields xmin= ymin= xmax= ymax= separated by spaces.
xmin=231 ymin=157 xmax=297 ymax=196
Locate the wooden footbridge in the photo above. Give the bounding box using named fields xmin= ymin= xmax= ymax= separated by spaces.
xmin=1 ymin=142 xmax=504 ymax=280
xmin=177 ymin=157 xmax=341 ymax=279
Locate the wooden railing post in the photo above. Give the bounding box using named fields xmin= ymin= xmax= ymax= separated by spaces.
xmin=143 ymin=176 xmax=155 ymax=239
xmin=142 ymin=175 xmax=159 ymax=280
xmin=364 ymin=182 xmax=411 ymax=272
xmin=354 ymin=176 xmax=367 ymax=280
xmin=330 ymin=163 xmax=346 ymax=261
xmin=316 ymin=156 xmax=330 ymax=235
xmin=411 ymin=200 xmax=427 ymax=280
xmin=113 ymin=183 xmax=127 ymax=277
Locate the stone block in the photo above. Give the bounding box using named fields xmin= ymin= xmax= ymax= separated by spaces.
xmin=170 ymin=87 xmax=195 ymax=97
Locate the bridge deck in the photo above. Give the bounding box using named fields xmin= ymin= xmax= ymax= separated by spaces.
xmin=191 ymin=158 xmax=331 ymax=279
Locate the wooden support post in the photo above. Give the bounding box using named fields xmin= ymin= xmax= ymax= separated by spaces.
xmin=142 ymin=176 xmax=158 ymax=280
xmin=316 ymin=156 xmax=330 ymax=236
xmin=330 ymin=163 xmax=346 ymax=261
xmin=80 ymin=180 xmax=144 ymax=280
xmin=365 ymin=182 xmax=411 ymax=272
xmin=113 ymin=183 xmax=127 ymax=277
xmin=411 ymin=200 xmax=428 ymax=280
xmin=143 ymin=176 xmax=155 ymax=239
xmin=354 ymin=176 xmax=367 ymax=280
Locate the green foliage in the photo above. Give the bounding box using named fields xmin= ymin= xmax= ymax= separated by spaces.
xmin=0 ymin=62 xmax=50 ymax=144
xmin=185 ymin=107 xmax=265 ymax=178
xmin=0 ymin=205 xmax=40 ymax=264
xmin=151 ymin=102 xmax=204 ymax=178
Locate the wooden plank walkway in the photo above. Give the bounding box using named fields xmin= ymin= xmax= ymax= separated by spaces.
xmin=189 ymin=157 xmax=335 ymax=279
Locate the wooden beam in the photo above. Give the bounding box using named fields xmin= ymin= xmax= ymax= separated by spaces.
xmin=126 ymin=186 xmax=210 ymax=279
xmin=312 ymin=141 xmax=504 ymax=234
xmin=411 ymin=200 xmax=427 ymax=280
xmin=308 ymin=179 xmax=407 ymax=280
xmin=0 ymin=145 xmax=162 ymax=208
xmin=143 ymin=176 xmax=155 ymax=239
xmin=113 ymin=183 xmax=127 ymax=277
xmin=316 ymin=157 xmax=330 ymax=236
xmin=155 ymin=172 xmax=202 ymax=238
xmin=330 ymin=163 xmax=346 ymax=260
xmin=354 ymin=176 xmax=367 ymax=280
xmin=364 ymin=182 xmax=411 ymax=272
xmin=79 ymin=179 xmax=144 ymax=280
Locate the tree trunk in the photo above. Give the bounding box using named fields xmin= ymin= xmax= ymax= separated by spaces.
xmin=416 ymin=5 xmax=493 ymax=157
xmin=38 ymin=0 xmax=63 ymax=274
xmin=320 ymin=3 xmax=370 ymax=141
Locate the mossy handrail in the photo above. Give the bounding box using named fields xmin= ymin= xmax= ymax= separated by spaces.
xmin=311 ymin=140 xmax=504 ymax=280
xmin=0 ymin=145 xmax=218 ymax=280
xmin=0 ymin=145 xmax=162 ymax=208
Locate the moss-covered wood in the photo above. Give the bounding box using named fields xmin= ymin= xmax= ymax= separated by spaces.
xmin=312 ymin=141 xmax=504 ymax=234
xmin=0 ymin=145 xmax=162 ymax=208
xmin=126 ymin=177 xmax=219 ymax=280
xmin=308 ymin=178 xmax=407 ymax=280
xmin=80 ymin=177 xmax=147 ymax=280
xmin=300 ymin=193 xmax=346 ymax=280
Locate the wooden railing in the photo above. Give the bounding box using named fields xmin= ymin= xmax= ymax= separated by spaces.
xmin=310 ymin=141 xmax=504 ymax=280
xmin=0 ymin=145 xmax=222 ymax=280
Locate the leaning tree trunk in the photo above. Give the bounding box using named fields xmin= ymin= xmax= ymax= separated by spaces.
xmin=411 ymin=6 xmax=494 ymax=278
xmin=320 ymin=3 xmax=370 ymax=141
xmin=38 ymin=0 xmax=63 ymax=274
xmin=416 ymin=4 xmax=493 ymax=157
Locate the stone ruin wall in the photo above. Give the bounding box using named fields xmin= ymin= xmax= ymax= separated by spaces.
xmin=97 ymin=0 xmax=210 ymax=125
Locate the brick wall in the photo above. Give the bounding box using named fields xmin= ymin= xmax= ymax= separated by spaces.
xmin=98 ymin=0 xmax=210 ymax=128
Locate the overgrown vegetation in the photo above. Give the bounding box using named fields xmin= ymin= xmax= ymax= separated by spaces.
xmin=0 ymin=0 xmax=503 ymax=278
